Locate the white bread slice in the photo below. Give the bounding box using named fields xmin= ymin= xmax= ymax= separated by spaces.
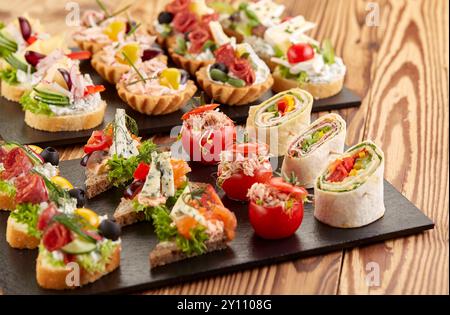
xmin=0 ymin=191 xmax=16 ymax=211
xmin=85 ymin=168 xmax=112 ymax=199
xmin=1 ymin=81 xmax=28 ymax=102
xmin=24 ymin=101 xmax=107 ymax=132
xmin=6 ymin=216 xmax=40 ymax=249
xmin=113 ymin=198 xmax=145 ymax=227
xmin=272 ymin=69 xmax=344 ymax=100
xmin=36 ymin=246 xmax=121 ymax=290
xmin=149 ymin=233 xmax=228 ymax=268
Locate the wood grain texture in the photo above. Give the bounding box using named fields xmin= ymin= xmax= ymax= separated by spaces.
xmin=0 ymin=0 xmax=447 ymax=294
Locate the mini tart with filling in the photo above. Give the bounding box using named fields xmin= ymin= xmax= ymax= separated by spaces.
xmin=166 ymin=36 xmax=214 ymax=76
xmin=272 ymin=66 xmax=344 ymax=100
xmin=91 ymin=45 xmax=168 ymax=84
xmin=116 ymin=60 xmax=197 ymax=115
xmin=73 ymin=39 xmax=106 ymax=55
xmin=196 ymin=66 xmax=273 ymax=106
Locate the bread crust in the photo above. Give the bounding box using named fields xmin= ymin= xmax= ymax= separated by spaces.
xmin=150 ymin=234 xmax=228 ymax=268
xmin=196 ymin=66 xmax=273 ymax=106
xmin=0 ymin=192 xmax=16 ymax=211
xmin=24 ymin=101 xmax=107 ymax=132
xmin=85 ymin=168 xmax=112 ymax=199
xmin=91 ymin=51 xmax=168 ymax=84
xmin=166 ymin=36 xmax=214 ymax=76
xmin=272 ymin=69 xmax=344 ymax=99
xmin=116 ymin=80 xmax=196 ymax=115
xmin=6 ymin=216 xmax=40 ymax=249
xmin=36 ymin=246 xmax=121 ymax=290
xmin=113 ymin=198 xmax=145 ymax=227
xmin=1 ymin=81 xmax=28 ymax=102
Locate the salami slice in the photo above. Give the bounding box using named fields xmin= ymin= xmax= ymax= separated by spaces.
xmin=15 ymin=173 xmax=48 ymax=204
xmin=188 ymin=27 xmax=211 ymax=54
xmin=166 ymin=0 xmax=190 ymax=15
xmin=1 ymin=148 xmax=33 ymax=180
xmin=214 ymin=44 xmax=236 ymax=67
xmin=172 ymin=11 xmax=198 ymax=33
xmin=230 ymin=58 xmax=256 ymax=85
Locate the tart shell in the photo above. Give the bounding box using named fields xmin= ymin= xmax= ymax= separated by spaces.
xmin=24 ymin=101 xmax=107 ymax=132
xmin=116 ymin=80 xmax=197 ymax=115
xmin=74 ymin=39 xmax=107 ymax=54
xmin=272 ymin=68 xmax=344 ymax=100
xmin=196 ymin=66 xmax=274 ymax=106
xmin=166 ymin=36 xmax=214 ymax=76
xmin=91 ymin=52 xmax=168 ymax=84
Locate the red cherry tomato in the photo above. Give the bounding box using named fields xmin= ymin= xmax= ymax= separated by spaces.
xmin=181 ymin=122 xmax=236 ymax=165
xmin=269 ymin=177 xmax=308 ymax=200
xmin=42 ymin=223 xmax=72 ymax=251
xmin=37 ymin=204 xmax=58 ymax=231
xmin=181 ymin=104 xmax=220 ymax=120
xmin=84 ymin=130 xmax=113 ymax=154
xmin=84 ymin=85 xmax=105 ymax=96
xmin=133 ymin=162 xmax=150 ymax=181
xmin=248 ymin=200 xmax=304 ymax=239
xmin=221 ymin=167 xmax=272 ymax=201
xmin=66 ymin=51 xmax=91 ymax=60
xmin=287 ymin=43 xmax=315 ymax=64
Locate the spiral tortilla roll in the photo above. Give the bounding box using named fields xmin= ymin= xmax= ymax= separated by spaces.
xmin=282 ymin=113 xmax=346 ymax=188
xmin=314 ymin=141 xmax=385 ymax=228
xmin=246 ymin=88 xmax=313 ymax=156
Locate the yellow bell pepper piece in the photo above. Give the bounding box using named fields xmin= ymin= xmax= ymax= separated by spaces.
xmin=51 ymin=176 xmax=74 ymax=190
xmin=284 ymin=95 xmax=296 ymax=112
xmin=349 ymin=169 xmax=358 ymax=176
xmin=115 ymin=43 xmax=140 ymax=65
xmin=75 ymin=208 xmax=100 ymax=228
xmin=159 ymin=68 xmax=181 ymax=90
xmin=103 ymin=21 xmax=126 ymax=41
xmin=27 ymin=145 xmax=43 ymax=154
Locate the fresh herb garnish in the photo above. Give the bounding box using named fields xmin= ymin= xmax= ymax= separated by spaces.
xmin=174 ymin=36 xmax=187 ymax=55
xmin=321 ymin=39 xmax=335 ymax=65
xmin=96 ymin=0 xmax=132 ymax=22
xmin=0 ymin=180 xmax=16 ymax=197
xmin=52 ymin=214 xmax=97 ymax=243
xmin=0 ymin=68 xmax=18 ymax=84
xmin=122 ymin=51 xmax=146 ymax=82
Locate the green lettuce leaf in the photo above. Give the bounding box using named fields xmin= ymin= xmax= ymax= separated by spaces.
xmin=76 ymin=240 xmax=117 ymax=273
xmin=278 ymin=65 xmax=309 ymax=84
xmin=106 ymin=140 xmax=157 ymax=187
xmin=150 ymin=204 xmax=177 ymax=240
xmin=0 ymin=68 xmax=18 ymax=85
xmin=322 ymin=39 xmax=335 ymax=65
xmin=20 ymin=91 xmax=54 ymax=116
xmin=10 ymin=203 xmax=42 ymax=238
xmin=175 ymin=226 xmax=209 ymax=255
xmin=0 ymin=180 xmax=16 ymax=197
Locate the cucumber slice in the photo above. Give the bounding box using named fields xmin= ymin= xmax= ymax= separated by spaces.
xmin=4 ymin=53 xmax=33 ymax=73
xmin=34 ymin=95 xmax=70 ymax=106
xmin=33 ymin=88 xmax=70 ymax=106
xmin=210 ymin=68 xmax=228 ymax=83
xmin=61 ymin=238 xmax=97 ymax=255
xmin=227 ymin=77 xmax=246 ymax=87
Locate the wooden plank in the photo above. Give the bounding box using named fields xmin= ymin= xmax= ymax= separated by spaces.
xmin=338 ymin=0 xmax=449 ymax=294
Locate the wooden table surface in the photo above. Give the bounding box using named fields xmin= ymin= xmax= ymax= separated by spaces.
xmin=0 ymin=0 xmax=448 ymax=295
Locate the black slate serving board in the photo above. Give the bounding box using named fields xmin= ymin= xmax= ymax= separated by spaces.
xmin=0 ymin=158 xmax=433 ymax=295
xmin=0 ymin=59 xmax=361 ymax=146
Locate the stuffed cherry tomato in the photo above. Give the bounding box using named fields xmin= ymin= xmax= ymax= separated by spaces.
xmin=181 ymin=104 xmax=236 ymax=164
xmin=247 ymin=177 xmax=308 ymax=239
xmin=218 ymin=142 xmax=272 ymax=201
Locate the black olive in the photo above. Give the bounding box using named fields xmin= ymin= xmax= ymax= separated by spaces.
xmin=179 ymin=69 xmax=189 ymax=84
xmin=230 ymin=12 xmax=241 ymax=22
xmin=80 ymin=153 xmax=91 ymax=167
xmin=40 ymin=147 xmax=59 ymax=166
xmin=69 ymin=188 xmax=86 ymax=208
xmin=158 ymin=11 xmax=174 ymax=24
xmin=211 ymin=62 xmax=228 ymax=74
xmin=98 ymin=219 xmax=121 ymax=241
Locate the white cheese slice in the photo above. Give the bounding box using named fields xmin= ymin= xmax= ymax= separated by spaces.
xmin=109 ymin=109 xmax=139 ymax=158
xmin=140 ymin=152 xmax=162 ymax=198
xmin=158 ymin=152 xmax=175 ymax=197
xmin=209 ymin=21 xmax=232 ymax=46
xmin=248 ymin=0 xmax=285 ymax=28
xmin=264 ymin=16 xmax=318 ymax=48
xmin=170 ymin=185 xmax=207 ymax=226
